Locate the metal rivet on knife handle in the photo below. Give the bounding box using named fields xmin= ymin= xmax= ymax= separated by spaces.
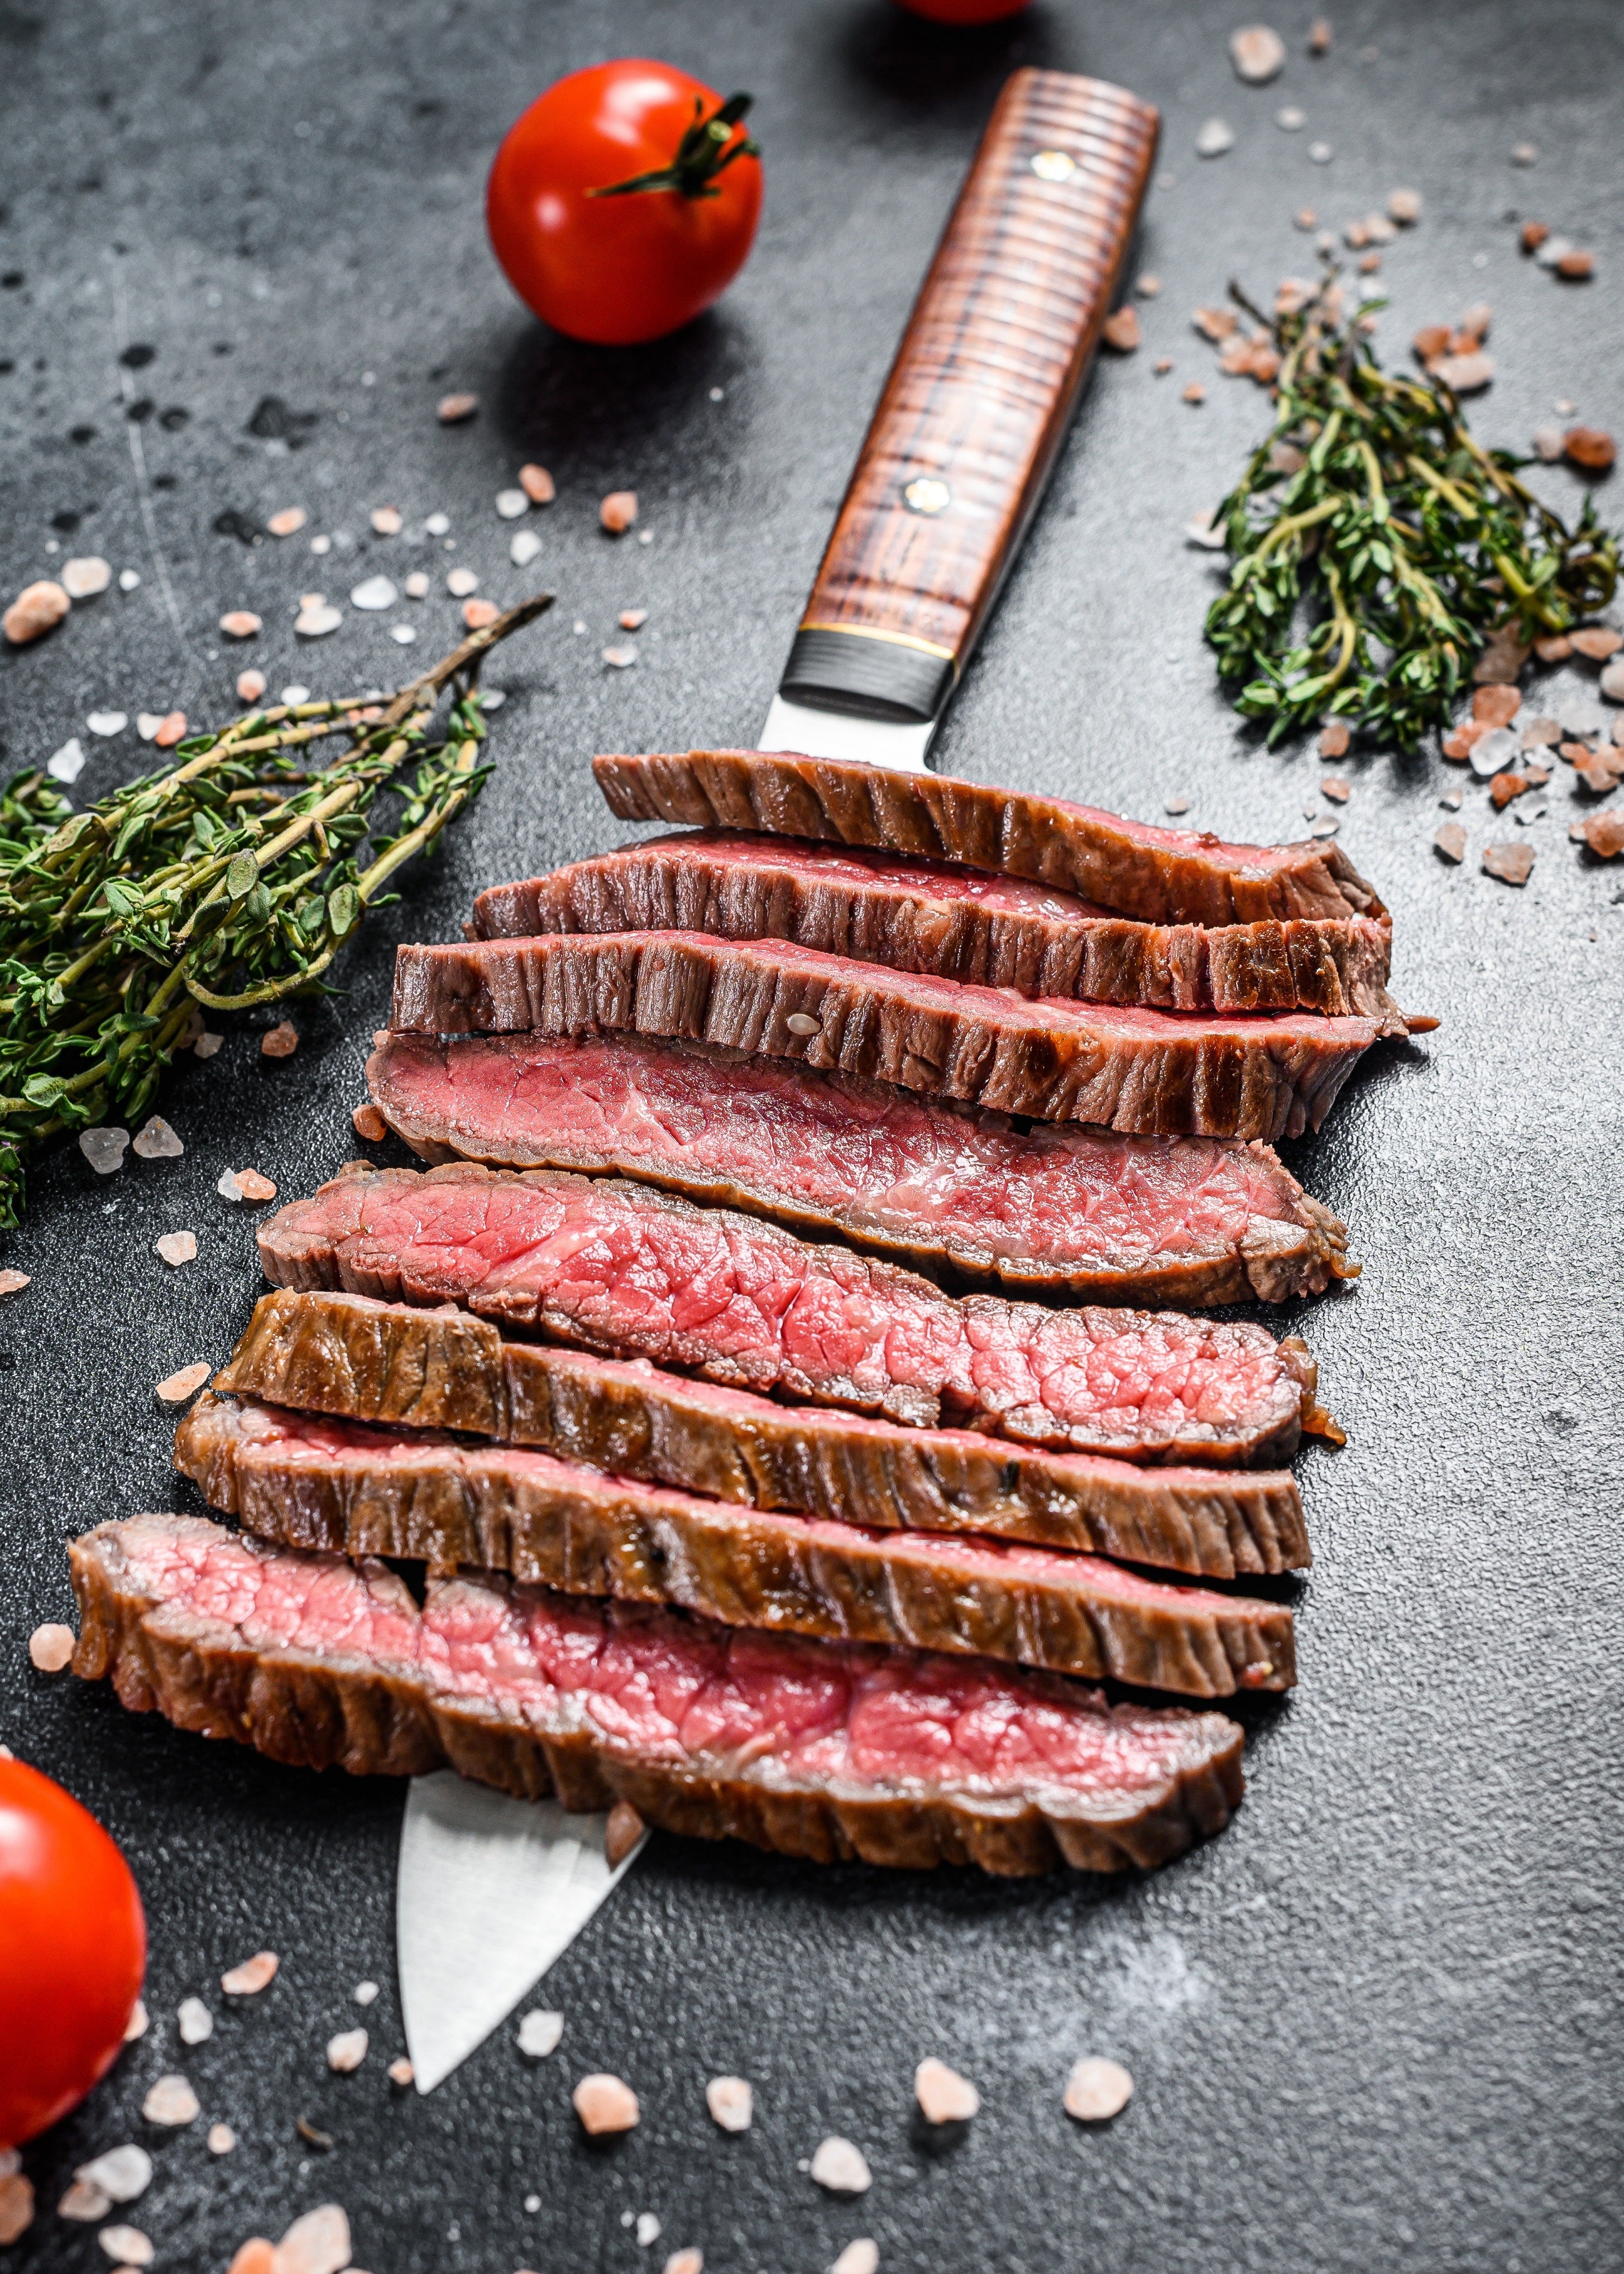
xmin=774 ymin=69 xmax=1161 ymax=736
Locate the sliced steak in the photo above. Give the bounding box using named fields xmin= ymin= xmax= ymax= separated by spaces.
xmin=471 ymin=830 xmax=1403 ymax=1024
xmin=367 ymin=1031 xmax=1356 ymax=1304
xmin=257 ymin=1164 xmax=1333 ymax=1463
xmin=178 ymin=1394 xmax=1294 ymax=1696
xmin=70 ymin=1512 xmax=1245 ymax=1874
xmin=216 ymin=1289 xmax=1311 ymax=1578
xmin=592 ymin=749 xmax=1384 ymax=924
xmin=391 ymin=931 xmax=1380 ymax=1143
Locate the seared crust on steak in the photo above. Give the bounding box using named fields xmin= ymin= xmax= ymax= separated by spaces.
xmin=591 ymin=750 xmax=1384 ymax=925
xmin=69 ymin=1513 xmax=1247 ymax=1875
xmin=390 ymin=931 xmax=1381 ymax=1144
xmin=366 ymin=1030 xmax=1357 ymax=1304
xmin=214 ymin=1289 xmax=1311 ymax=1578
xmin=471 ymin=830 xmax=1404 ymax=1026
xmin=178 ymin=1392 xmax=1295 ymax=1696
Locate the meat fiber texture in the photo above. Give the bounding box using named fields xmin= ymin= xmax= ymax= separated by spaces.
xmin=257 ymin=1164 xmax=1330 ymax=1464
xmin=367 ymin=1031 xmax=1356 ymax=1306
xmin=592 ymin=750 xmax=1386 ymax=925
xmin=178 ymin=1394 xmax=1295 ymax=1697
xmin=471 ymin=829 xmax=1405 ymax=1026
xmin=390 ymin=931 xmax=1381 ymax=1145
xmin=217 ymin=1290 xmax=1311 ymax=1579
xmin=69 ymin=1512 xmax=1246 ymax=1875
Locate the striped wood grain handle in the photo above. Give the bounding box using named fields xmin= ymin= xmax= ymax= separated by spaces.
xmin=779 ymin=69 xmax=1160 ymax=727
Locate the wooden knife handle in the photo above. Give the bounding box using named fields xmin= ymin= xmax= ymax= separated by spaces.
xmin=778 ymin=69 xmax=1160 ymax=728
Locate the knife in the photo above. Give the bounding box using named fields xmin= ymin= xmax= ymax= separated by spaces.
xmin=397 ymin=63 xmax=1160 ymax=2092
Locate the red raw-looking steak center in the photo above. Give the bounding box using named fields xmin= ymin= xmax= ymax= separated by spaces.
xmin=70 ymin=1511 xmax=1246 ymax=1875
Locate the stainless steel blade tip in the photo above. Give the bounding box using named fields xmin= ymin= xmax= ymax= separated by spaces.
xmin=758 ymin=693 xmax=936 ymax=772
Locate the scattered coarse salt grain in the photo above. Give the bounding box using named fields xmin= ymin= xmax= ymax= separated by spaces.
xmin=350 ymin=575 xmax=397 ymax=612
xmin=352 ymin=1103 xmax=389 ymax=1142
xmin=1309 ymin=140 xmax=1332 ymax=163
xmin=1321 ymin=774 xmax=1351 ymax=802
xmin=1511 ymin=141 xmax=1539 ymax=166
xmin=1153 ymin=356 xmax=1173 ymax=374
xmin=831 ymin=2246 xmax=879 ymax=2274
xmin=119 ymin=569 xmax=141 ymax=591
xmin=636 ymin=2213 xmax=661 ymax=2247
xmin=446 ymin=567 xmax=480 ymax=598
xmin=1579 ymin=810 xmax=1624 ymax=858
xmin=602 ymin=644 xmax=638 ymax=669
xmin=352 ymin=1980 xmax=379 ymax=2006
xmin=463 ymin=598 xmax=500 ymax=630
xmin=1276 ymin=104 xmax=1304 ymax=131
xmin=785 ymin=1012 xmax=822 ymax=1037
xmin=0 ymin=1270 xmax=28 ymax=1298
xmin=1531 ymin=424 xmax=1564 ymax=463
xmin=61 ymin=556 xmax=113 ymax=600
xmin=1195 ymin=117 xmax=1234 ymax=158
xmin=1571 ymin=626 xmax=1623 ymax=661
xmin=1182 ymin=381 xmax=1206 ymax=405
xmin=141 ymin=2074 xmax=200 ymax=2127
xmin=327 ymin=2027 xmax=368 ymax=2072
xmin=295 ymin=599 xmax=342 ymax=638
xmin=88 ymin=711 xmax=128 ymax=736
xmin=390 ymin=623 xmax=416 ymax=644
xmin=1294 ymin=206 xmax=1318 ymax=229
xmin=261 ymin=1021 xmax=299 ymax=1058
xmin=600 ymin=490 xmax=639 ymax=534
xmin=1063 ymin=2056 xmax=1134 ymax=2123
xmin=1229 ymin=24 xmax=1286 ymax=82
xmin=404 ymin=570 xmax=430 ymax=601
xmin=1318 ymin=720 xmax=1350 ymax=759
xmin=1564 ymin=426 xmax=1616 ymax=472
xmin=810 ymin=2138 xmax=871 ymax=2195
xmin=1185 ymin=508 xmax=1225 ymax=550
xmin=133 ymin=1115 xmax=183 ymax=1160
xmin=155 ymin=1231 xmax=197 ymax=1268
xmin=60 ymin=2180 xmax=113 ymax=2222
xmin=1100 ymin=307 xmax=1141 ymax=352
xmin=219 ymin=610 xmax=261 ymax=639
xmin=518 ymin=2009 xmax=564 ymax=2058
xmin=275 ymin=2204 xmax=351 ymax=2274
xmin=49 ymin=737 xmax=87 ymax=783
xmin=4 ymin=580 xmax=70 ymax=644
xmin=80 ymin=1126 xmax=130 ymax=1174
xmin=1165 ymin=794 xmax=1190 ymax=815
xmin=310 ymin=534 xmax=332 ymax=557
xmin=1307 ymin=15 xmax=1331 ymax=51
xmin=178 ymin=1997 xmax=214 ymax=2045
xmin=914 ymin=2058 xmax=979 ymax=2124
xmin=208 ymin=2124 xmax=236 ymax=2155
xmin=0 ymin=2171 xmax=32 ymax=2247
xmin=226 ymin=2241 xmax=275 ymax=2274
xmin=510 ymin=529 xmax=543 ymax=568
xmin=1602 ymin=659 xmax=1624 ymax=702
xmin=617 ymin=608 xmax=649 ymax=633
xmin=663 ymin=2251 xmax=703 ymax=2274
xmin=1435 ymin=351 xmax=1493 ymax=393
xmin=1192 ymin=305 xmax=1236 ymax=342
xmin=237 ymin=668 xmax=268 ymax=702
xmin=387 ymin=2056 xmax=414 ymax=2088
xmin=370 ymin=506 xmax=403 ymax=537
xmin=495 ymin=489 xmax=529 ymax=520
xmin=438 ymin=392 xmax=478 ymax=423
xmin=222 ymin=1950 xmax=280 ymax=1995
xmin=98 ymin=2225 xmax=152 ymax=2266
xmin=1483 ymin=840 xmax=1534 ymax=886
xmin=195 ymin=1031 xmax=223 ymax=1059
xmin=574 ymin=2073 xmax=640 ymax=2134
xmin=124 ymin=1999 xmax=150 ymax=2042
xmin=706 ymin=2075 xmax=752 ymax=2132
xmin=29 ymin=1623 xmax=75 ymax=1673
xmin=232 ymin=1168 xmax=278 ymax=1203
xmin=269 ymin=508 xmax=308 ymax=538
xmin=1556 ymin=248 xmax=1594 ymax=281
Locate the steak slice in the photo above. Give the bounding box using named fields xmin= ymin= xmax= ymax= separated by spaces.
xmin=367 ymin=1030 xmax=1356 ymax=1304
xmin=592 ymin=750 xmax=1385 ymax=925
xmin=259 ymin=1164 xmax=1332 ymax=1462
xmin=390 ymin=931 xmax=1381 ymax=1143
xmin=69 ymin=1512 xmax=1246 ymax=1874
xmin=177 ymin=1394 xmax=1295 ymax=1696
xmin=471 ymin=830 xmax=1404 ymax=1025
xmin=216 ymin=1290 xmax=1311 ymax=1578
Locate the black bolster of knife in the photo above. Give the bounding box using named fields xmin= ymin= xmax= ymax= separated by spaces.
xmin=777 ymin=628 xmax=955 ymax=726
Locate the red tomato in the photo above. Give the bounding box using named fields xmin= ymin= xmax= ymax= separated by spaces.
xmin=893 ymin=0 xmax=1030 ymax=20
xmin=0 ymin=1759 xmax=145 ymax=2146
xmin=487 ymin=59 xmax=763 ymax=347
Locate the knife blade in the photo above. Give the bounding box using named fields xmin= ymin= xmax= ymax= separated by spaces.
xmin=394 ymin=64 xmax=1157 ymax=2090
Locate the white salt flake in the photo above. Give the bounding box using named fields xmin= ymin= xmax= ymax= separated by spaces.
xmin=390 ymin=624 xmax=417 ymax=644
xmin=79 ymin=1126 xmax=130 ymax=1175
xmin=810 ymin=2138 xmax=871 ymax=2195
xmin=309 ymin=533 xmax=332 ymax=556
xmin=495 ymin=489 xmax=529 ymax=519
xmin=61 ymin=556 xmax=112 ymax=599
xmin=280 ymin=684 xmax=310 ymax=705
xmin=155 ymin=1231 xmax=197 ymax=1267
xmin=424 ymin=512 xmax=451 ymax=535
xmin=97 ymin=2225 xmax=152 ymax=2265
xmin=404 ymin=570 xmax=430 ymax=600
xmin=602 ymin=644 xmax=638 ymax=669
xmin=141 ymin=2074 xmax=199 ymax=2126
xmin=132 ymin=1115 xmax=183 ymax=1160
xmin=59 ymin=2180 xmax=112 ymax=2222
xmin=177 ymin=1997 xmax=213 ymax=2045
xmin=48 ymin=736 xmax=87 ymax=784
xmin=370 ymin=505 xmax=403 ymax=537
xmin=275 ymin=2203 xmax=351 ymax=2274
xmin=1195 ymin=117 xmax=1234 ymax=157
xmin=295 ymin=600 xmax=342 ymax=638
xmin=1469 ymin=726 xmax=1520 ymax=778
xmin=87 ymin=711 xmax=128 ymax=736
xmin=1229 ymin=24 xmax=1286 ymax=82
xmin=510 ymin=529 xmax=543 ymax=567
xmin=482 ymin=690 xmax=505 ymax=710
xmin=195 ymin=1031 xmax=223 ymax=1059
xmin=636 ymin=2213 xmax=662 ymax=2247
xmin=221 ymin=1950 xmax=279 ymax=1995
xmin=831 ymin=2246 xmax=879 ymax=2274
xmin=516 ymin=2009 xmax=563 ymax=2058
xmin=353 ymin=1979 xmax=379 ymax=2006
xmin=1309 ymin=140 xmax=1333 ymax=163
xmin=207 ymin=2124 xmax=236 ymax=2155
xmin=706 ymin=2075 xmax=752 ymax=2132
xmin=1276 ymin=104 xmax=1305 ymax=130
xmin=349 ymin=575 xmax=397 ymax=611
xmin=914 ymin=2057 xmax=979 ymax=2124
xmin=446 ymin=567 xmax=479 ymax=597
xmin=119 ymin=569 xmax=141 ymax=592
xmin=1063 ymin=2056 xmax=1134 ymax=2122
xmin=123 ymin=2000 xmax=149 ymax=2041
xmin=327 ymin=2026 xmax=368 ymax=2071
xmin=136 ymin=714 xmax=165 ymax=741
xmin=523 ymin=2194 xmax=540 ymax=2214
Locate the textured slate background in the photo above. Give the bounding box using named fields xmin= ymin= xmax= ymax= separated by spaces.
xmin=2 ymin=1 xmax=1621 ymax=2269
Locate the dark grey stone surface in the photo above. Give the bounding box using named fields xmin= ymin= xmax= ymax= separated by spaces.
xmin=2 ymin=1 xmax=1621 ymax=2269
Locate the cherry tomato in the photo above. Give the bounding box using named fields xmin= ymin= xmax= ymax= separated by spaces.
xmin=893 ymin=0 xmax=1031 ymax=21
xmin=487 ymin=59 xmax=763 ymax=347
xmin=0 ymin=1759 xmax=145 ymax=2145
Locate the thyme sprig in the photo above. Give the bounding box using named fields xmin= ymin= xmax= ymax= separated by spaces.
xmin=1204 ymin=265 xmax=1620 ymax=749
xmin=0 ymin=592 xmax=551 ymax=1228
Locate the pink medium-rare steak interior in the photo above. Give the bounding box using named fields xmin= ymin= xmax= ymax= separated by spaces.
xmin=366 ymin=1030 xmax=1356 ymax=1304
xmin=468 ymin=831 xmax=1401 ymax=1024
xmin=590 ymin=748 xmax=1385 ymax=925
xmin=71 ymin=1512 xmax=1245 ymax=1836
xmin=389 ymin=930 xmax=1381 ymax=1142
xmin=258 ymin=1164 xmax=1325 ymax=1462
